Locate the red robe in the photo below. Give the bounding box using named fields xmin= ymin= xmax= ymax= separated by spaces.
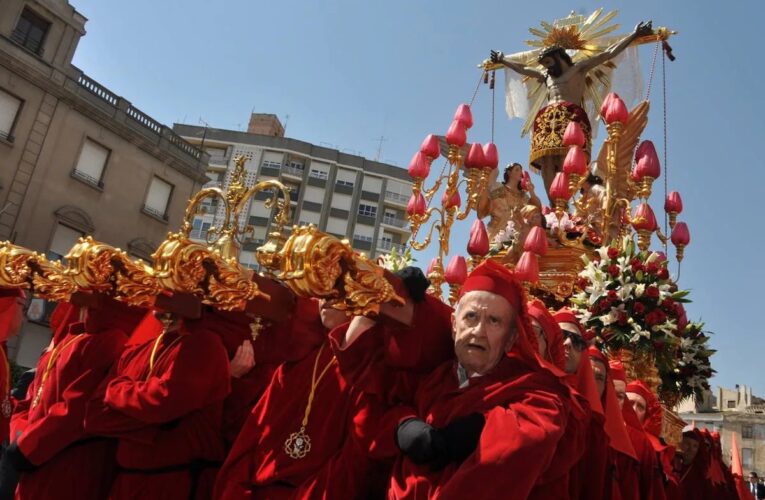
xmin=10 ymin=312 xmax=135 ymax=499
xmin=329 ymin=295 xmax=586 ymax=499
xmin=622 ymin=401 xmax=666 ymax=500
xmin=85 ymin=319 xmax=230 ymax=500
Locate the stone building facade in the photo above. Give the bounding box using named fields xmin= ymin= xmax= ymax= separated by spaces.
xmin=0 ymin=0 xmax=209 ymax=366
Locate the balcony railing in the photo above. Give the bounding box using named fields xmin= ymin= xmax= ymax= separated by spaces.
xmin=378 ymin=240 xmax=407 ymax=253
xmin=142 ymin=204 xmax=168 ymax=221
xmin=382 ymin=215 xmax=408 ymax=228
xmin=78 ymin=73 xmax=119 ymax=106
xmin=282 ymin=165 xmax=304 ymax=177
xmin=385 ymin=191 xmax=409 ymax=204
xmin=71 ymin=168 xmax=103 ymax=188
xmin=208 ymin=154 xmax=230 ymax=165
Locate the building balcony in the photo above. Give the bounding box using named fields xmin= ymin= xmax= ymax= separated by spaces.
xmin=384 ymin=190 xmax=409 ymax=207
xmin=381 ymin=215 xmax=410 ymax=233
xmin=281 ymin=165 xmax=304 ymax=178
xmin=377 ymin=240 xmax=407 ymax=254
xmin=208 ymin=154 xmax=230 ymax=166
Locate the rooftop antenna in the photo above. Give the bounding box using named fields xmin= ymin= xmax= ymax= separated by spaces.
xmin=198 ymin=117 xmax=209 ymax=151
xmin=283 ymin=114 xmax=290 ymax=136
xmin=374 ymin=135 xmax=387 ymax=162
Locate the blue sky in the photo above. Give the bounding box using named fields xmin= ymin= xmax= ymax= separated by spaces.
xmin=71 ymin=0 xmax=764 ymax=395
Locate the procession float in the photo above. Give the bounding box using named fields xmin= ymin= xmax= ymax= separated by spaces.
xmin=0 ymin=9 xmax=712 ymax=447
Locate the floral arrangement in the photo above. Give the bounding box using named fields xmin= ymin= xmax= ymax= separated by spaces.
xmin=488 ymin=220 xmax=518 ymax=255
xmin=661 ymin=321 xmax=716 ymax=400
xmin=570 ymin=236 xmax=689 ymax=354
xmin=377 ymin=245 xmax=415 ymax=272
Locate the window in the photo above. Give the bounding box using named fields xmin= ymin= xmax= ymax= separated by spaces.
xmin=144 ymin=177 xmax=173 ymax=220
xmin=262 ymin=160 xmax=281 ymax=169
xmin=11 ymin=8 xmax=50 ymax=55
xmin=72 ymin=139 xmax=110 ymax=187
xmin=358 ymin=204 xmax=377 ymax=218
xmin=0 ymin=89 xmax=22 ymax=142
xmin=309 ymin=169 xmax=328 ymax=180
xmin=743 ymin=448 xmax=753 ymax=469
xmin=336 ymin=179 xmax=354 ymax=188
xmin=743 ymin=425 xmax=753 ymax=439
xmin=289 ymin=161 xmax=304 ymax=170
xmin=727 ymin=400 xmax=736 ymax=409
xmin=47 ymin=223 xmax=84 ymax=262
xmin=353 ymin=234 xmax=373 ymax=243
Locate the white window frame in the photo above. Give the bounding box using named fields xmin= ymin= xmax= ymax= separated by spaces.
xmin=72 ymin=138 xmax=110 ymax=187
xmin=0 ymin=88 xmax=22 ymax=142
xmin=144 ymin=176 xmax=174 ymax=220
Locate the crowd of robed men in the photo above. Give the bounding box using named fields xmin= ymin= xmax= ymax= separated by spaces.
xmin=0 ymin=260 xmax=743 ymax=499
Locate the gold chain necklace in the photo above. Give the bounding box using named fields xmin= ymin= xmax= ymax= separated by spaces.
xmin=284 ymin=343 xmax=337 ymax=460
xmin=145 ymin=330 xmax=184 ymax=381
xmin=32 ymin=335 xmax=82 ymax=409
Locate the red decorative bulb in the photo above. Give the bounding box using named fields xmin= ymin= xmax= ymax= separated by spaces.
xmin=523 ymin=226 xmax=548 ymax=256
xmin=407 ymin=152 xmax=430 ymax=179
xmin=467 ymin=219 xmax=490 ymax=256
xmin=464 ymin=143 xmax=486 ymax=169
xmin=441 ymin=190 xmax=461 ymax=210
xmin=671 ymin=222 xmax=690 ymax=246
xmin=482 ymin=143 xmax=499 ymax=170
xmin=444 ymin=255 xmax=468 ymax=285
xmin=600 ymin=92 xmax=629 ymax=125
xmin=406 ymin=192 xmax=426 ymax=216
xmin=562 ymin=122 xmax=585 ymax=147
xmin=549 ymin=172 xmax=572 ymax=201
xmin=632 ymin=203 xmax=658 ymax=231
xmin=453 ymin=104 xmax=473 ymax=129
xmin=562 ymin=145 xmax=587 ymax=176
xmin=633 ymin=140 xmax=660 ymax=179
xmin=514 ymin=251 xmax=539 ymax=283
xmin=664 ymin=191 xmax=683 ymax=214
xmin=419 ymin=134 xmax=441 ymax=160
xmin=445 ymin=120 xmax=467 ymax=147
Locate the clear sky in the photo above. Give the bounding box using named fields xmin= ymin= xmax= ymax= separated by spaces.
xmin=71 ymin=0 xmax=765 ymax=395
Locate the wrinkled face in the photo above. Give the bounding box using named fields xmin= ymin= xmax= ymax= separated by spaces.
xmin=452 ymin=291 xmax=517 ymax=376
xmin=319 ymin=300 xmax=347 ymax=330
xmin=590 ymin=359 xmax=607 ymax=398
xmin=613 ymin=380 xmax=627 ymax=408
xmin=679 ymin=436 xmax=700 ymax=464
xmin=560 ymin=323 xmax=585 ymax=374
xmin=627 ymin=392 xmax=647 ymax=423
xmin=531 ymin=319 xmax=548 ymax=360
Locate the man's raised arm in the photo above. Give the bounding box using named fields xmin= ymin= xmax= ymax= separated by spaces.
xmin=577 ymin=21 xmax=652 ymax=73
xmin=490 ymin=50 xmax=545 ymax=80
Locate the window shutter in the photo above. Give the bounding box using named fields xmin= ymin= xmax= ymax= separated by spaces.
xmin=145 ymin=177 xmax=173 ymax=217
xmin=75 ymin=139 xmax=109 ymax=182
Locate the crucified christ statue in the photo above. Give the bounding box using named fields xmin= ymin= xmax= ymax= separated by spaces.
xmin=490 ymin=21 xmax=652 ymax=202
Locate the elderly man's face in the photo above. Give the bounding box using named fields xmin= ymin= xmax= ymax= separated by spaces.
xmin=531 ymin=319 xmax=548 ymax=360
xmin=679 ymin=436 xmax=700 ymax=464
xmin=613 ymin=380 xmax=627 ymax=408
xmin=452 ymin=291 xmax=516 ymax=376
xmin=590 ymin=358 xmax=607 ymax=398
xmin=627 ymin=392 xmax=647 ymax=423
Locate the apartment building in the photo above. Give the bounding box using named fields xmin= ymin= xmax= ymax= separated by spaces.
xmin=174 ymin=116 xmax=413 ymax=267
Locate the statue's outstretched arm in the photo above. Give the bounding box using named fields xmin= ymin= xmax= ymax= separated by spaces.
xmin=577 ymin=21 xmax=651 ymax=73
xmin=490 ymin=50 xmax=545 ymax=80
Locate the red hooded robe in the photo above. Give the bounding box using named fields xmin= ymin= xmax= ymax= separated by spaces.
xmin=11 ymin=298 xmax=145 ymax=499
xmin=84 ymin=307 xmax=231 ymax=500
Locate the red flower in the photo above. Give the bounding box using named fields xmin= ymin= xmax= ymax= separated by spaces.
xmin=608 ymin=264 xmax=620 ymax=277
xmin=633 ymin=302 xmax=645 ymax=315
xmin=646 ymin=262 xmax=659 ymax=275
xmin=645 ymin=309 xmax=667 ymax=326
xmin=657 ymin=267 xmax=669 ymax=280
xmin=661 ymin=298 xmax=676 ymax=312
xmin=607 ymin=290 xmax=618 ymax=299
xmin=576 ymin=277 xmax=589 ymax=290
xmin=645 ymin=286 xmax=660 ymax=299
xmin=617 ymin=312 xmax=628 ymax=326
xmin=607 ymin=247 xmax=619 ymax=260
xmin=653 ymin=340 xmax=664 ymax=350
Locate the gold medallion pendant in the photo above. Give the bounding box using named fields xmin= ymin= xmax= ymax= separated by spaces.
xmin=284 ymin=344 xmax=337 ymax=460
xmin=284 ymin=426 xmax=312 ymax=459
